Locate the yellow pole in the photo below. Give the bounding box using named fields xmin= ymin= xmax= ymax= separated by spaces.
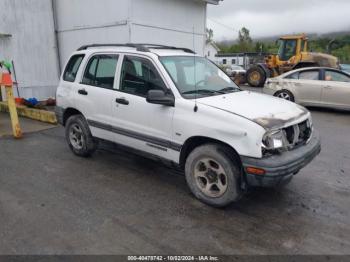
xmin=0 ymin=72 xmax=22 ymax=138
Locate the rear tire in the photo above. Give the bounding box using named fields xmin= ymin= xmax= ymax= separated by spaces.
xmin=185 ymin=144 xmax=242 ymax=207
xmin=247 ymin=66 xmax=266 ymax=87
xmin=65 ymin=115 xmax=98 ymax=157
xmin=274 ymin=90 xmax=295 ymax=102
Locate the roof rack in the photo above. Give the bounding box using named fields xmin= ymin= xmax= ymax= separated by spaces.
xmin=77 ymin=43 xmax=150 ymax=52
xmin=77 ymin=43 xmax=196 ymax=54
xmin=135 ymin=44 xmax=195 ymax=54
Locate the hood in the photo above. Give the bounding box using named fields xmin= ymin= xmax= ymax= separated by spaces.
xmin=198 ymin=91 xmax=309 ymax=129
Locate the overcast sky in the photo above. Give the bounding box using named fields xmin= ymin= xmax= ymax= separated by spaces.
xmin=207 ymin=0 xmax=350 ymax=41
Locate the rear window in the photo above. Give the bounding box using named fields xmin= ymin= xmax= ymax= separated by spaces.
xmin=63 ymin=55 xmax=85 ymax=82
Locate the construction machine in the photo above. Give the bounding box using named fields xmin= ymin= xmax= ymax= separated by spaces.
xmin=246 ymin=34 xmax=339 ymax=87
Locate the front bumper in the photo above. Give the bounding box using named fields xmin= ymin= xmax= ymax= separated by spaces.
xmin=241 ymin=131 xmax=321 ymax=187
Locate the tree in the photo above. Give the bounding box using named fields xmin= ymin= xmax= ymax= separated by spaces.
xmin=238 ymin=27 xmax=252 ymax=44
xmin=237 ymin=27 xmax=253 ymax=52
xmin=206 ymin=28 xmax=214 ymax=43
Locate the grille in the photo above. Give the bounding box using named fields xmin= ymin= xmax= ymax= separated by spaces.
xmin=283 ymin=119 xmax=312 ymax=149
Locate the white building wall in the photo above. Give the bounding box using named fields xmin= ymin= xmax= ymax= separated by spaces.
xmin=0 ymin=0 xmax=60 ymax=100
xmin=54 ymin=0 xmax=207 ymax=68
xmin=131 ymin=0 xmax=206 ymax=53
xmin=0 ymin=0 xmax=215 ymax=100
xmin=217 ymin=56 xmax=246 ymax=67
xmin=204 ymin=43 xmax=219 ymax=62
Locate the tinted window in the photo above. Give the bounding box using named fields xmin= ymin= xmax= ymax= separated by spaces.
xmin=63 ymin=55 xmax=84 ymax=82
xmin=299 ymin=70 xmax=319 ymax=80
xmin=325 ymin=70 xmax=350 ymax=82
xmin=120 ymin=56 xmax=166 ymax=97
xmin=82 ymin=55 xmax=118 ymax=89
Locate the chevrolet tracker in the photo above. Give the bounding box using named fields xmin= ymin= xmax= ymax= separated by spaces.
xmin=56 ymin=44 xmax=321 ymax=207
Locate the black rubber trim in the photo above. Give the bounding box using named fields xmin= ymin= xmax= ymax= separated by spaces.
xmin=55 ymin=106 xmax=64 ymax=126
xmin=87 ymin=119 xmax=182 ymax=152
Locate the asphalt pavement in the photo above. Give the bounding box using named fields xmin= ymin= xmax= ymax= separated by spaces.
xmin=0 ymin=105 xmax=349 ymax=255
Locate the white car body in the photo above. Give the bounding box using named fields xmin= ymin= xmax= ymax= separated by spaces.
xmin=56 ymin=44 xmax=320 ymax=193
xmin=264 ymin=67 xmax=350 ymax=110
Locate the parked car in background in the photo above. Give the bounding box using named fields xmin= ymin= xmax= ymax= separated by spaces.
xmin=225 ymin=65 xmax=246 ymax=77
xmin=341 ymin=64 xmax=350 ymax=74
xmin=264 ymin=67 xmax=350 ymax=110
xmin=56 ymin=44 xmax=321 ymax=207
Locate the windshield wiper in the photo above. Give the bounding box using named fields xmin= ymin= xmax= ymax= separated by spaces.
xmin=182 ymin=89 xmax=225 ymax=95
xmin=218 ymin=87 xmax=241 ymax=93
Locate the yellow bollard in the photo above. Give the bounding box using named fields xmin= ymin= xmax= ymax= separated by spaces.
xmin=0 ymin=72 xmax=22 ymax=138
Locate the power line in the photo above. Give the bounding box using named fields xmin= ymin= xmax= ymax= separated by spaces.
xmin=208 ymin=18 xmax=238 ymax=32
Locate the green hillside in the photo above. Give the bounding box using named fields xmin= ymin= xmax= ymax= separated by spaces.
xmin=217 ymin=29 xmax=350 ymax=63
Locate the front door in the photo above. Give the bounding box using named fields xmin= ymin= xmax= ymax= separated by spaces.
xmin=111 ymin=54 xmax=177 ymax=162
xmin=294 ymin=69 xmax=323 ymax=105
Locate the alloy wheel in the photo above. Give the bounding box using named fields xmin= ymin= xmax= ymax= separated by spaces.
xmin=194 ymin=158 xmax=228 ymax=198
xmin=69 ymin=124 xmax=85 ymax=150
xmin=277 ymin=92 xmax=292 ymax=101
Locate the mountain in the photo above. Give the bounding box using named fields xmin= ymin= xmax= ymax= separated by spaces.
xmin=217 ymin=31 xmax=350 ymax=45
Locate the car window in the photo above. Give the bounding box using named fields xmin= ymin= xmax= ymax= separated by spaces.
xmin=162 ymin=59 xmax=178 ymax=82
xmin=82 ymin=55 xmax=118 ymax=89
xmin=120 ymin=56 xmax=166 ymax=97
xmin=160 ymin=56 xmax=239 ymax=98
xmin=285 ymin=72 xmax=299 ymax=79
xmin=299 ymin=70 xmax=319 ymax=80
xmin=63 ymin=55 xmax=85 ymax=82
xmin=325 ymin=70 xmax=350 ymax=83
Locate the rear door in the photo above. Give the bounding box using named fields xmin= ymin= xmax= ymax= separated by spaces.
xmin=293 ymin=69 xmax=323 ymax=105
xmin=75 ymin=53 xmax=119 ymax=142
xmin=57 ymin=54 xmax=85 ymax=109
xmin=321 ymin=69 xmax=350 ymax=109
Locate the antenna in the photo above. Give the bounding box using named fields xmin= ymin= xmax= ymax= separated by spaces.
xmin=193 ymin=26 xmax=198 ymax=113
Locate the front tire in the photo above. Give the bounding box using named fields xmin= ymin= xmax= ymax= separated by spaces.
xmin=185 ymin=144 xmax=242 ymax=207
xmin=65 ymin=115 xmax=98 ymax=157
xmin=274 ymin=90 xmax=295 ymax=102
xmin=247 ymin=66 xmax=266 ymax=87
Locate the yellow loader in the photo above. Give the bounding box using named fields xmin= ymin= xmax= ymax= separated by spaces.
xmin=246 ymin=34 xmax=339 ymax=87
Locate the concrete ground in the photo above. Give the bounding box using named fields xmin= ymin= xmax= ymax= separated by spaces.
xmin=0 ymin=112 xmax=56 ymax=137
xmin=0 ymin=99 xmax=349 ymax=255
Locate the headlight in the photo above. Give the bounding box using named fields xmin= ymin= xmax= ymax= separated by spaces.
xmin=262 ymin=130 xmax=285 ymax=150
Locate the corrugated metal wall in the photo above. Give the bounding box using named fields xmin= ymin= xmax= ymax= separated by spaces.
xmin=0 ymin=0 xmax=60 ymax=100
xmin=54 ymin=0 xmax=207 ymax=68
xmin=0 ymin=0 xmax=208 ymax=100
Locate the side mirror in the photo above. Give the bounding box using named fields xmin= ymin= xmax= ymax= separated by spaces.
xmin=146 ymin=90 xmax=175 ymax=107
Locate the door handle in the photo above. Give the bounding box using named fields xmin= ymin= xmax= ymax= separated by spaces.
xmin=324 ymin=85 xmax=332 ymax=89
xmin=116 ymin=98 xmax=129 ymax=105
xmin=78 ymin=89 xmax=88 ymax=95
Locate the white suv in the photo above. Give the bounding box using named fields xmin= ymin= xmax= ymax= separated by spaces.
xmin=56 ymin=44 xmax=321 ymax=207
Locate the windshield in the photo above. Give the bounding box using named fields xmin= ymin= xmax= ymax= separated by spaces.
xmin=160 ymin=56 xmax=240 ymax=98
xmin=277 ymin=39 xmax=297 ymax=61
xmin=341 ymin=64 xmax=350 ymax=72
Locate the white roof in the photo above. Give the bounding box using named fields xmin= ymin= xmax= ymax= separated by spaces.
xmin=75 ymin=46 xmax=200 ymax=58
